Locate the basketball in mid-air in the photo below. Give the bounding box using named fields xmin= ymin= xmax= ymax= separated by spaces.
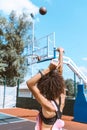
xmin=39 ymin=7 xmax=47 ymax=15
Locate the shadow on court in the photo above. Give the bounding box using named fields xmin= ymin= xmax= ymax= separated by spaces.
xmin=0 ymin=121 xmax=35 ymax=130
xmin=0 ymin=112 xmax=36 ymax=130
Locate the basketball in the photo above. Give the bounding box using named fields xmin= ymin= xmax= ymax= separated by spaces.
xmin=39 ymin=7 xmax=47 ymax=15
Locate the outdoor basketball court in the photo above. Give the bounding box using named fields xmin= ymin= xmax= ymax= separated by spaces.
xmin=0 ymin=33 xmax=87 ymax=130
xmin=0 ymin=108 xmax=87 ymax=130
xmin=0 ymin=121 xmax=35 ymax=130
xmin=0 ymin=111 xmax=36 ymax=130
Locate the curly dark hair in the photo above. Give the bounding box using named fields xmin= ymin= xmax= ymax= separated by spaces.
xmin=37 ymin=70 xmax=65 ymax=100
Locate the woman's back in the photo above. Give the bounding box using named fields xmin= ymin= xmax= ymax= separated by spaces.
xmin=26 ymin=61 xmax=65 ymax=130
xmin=36 ymin=98 xmax=62 ymax=130
xmin=42 ymin=103 xmax=58 ymax=129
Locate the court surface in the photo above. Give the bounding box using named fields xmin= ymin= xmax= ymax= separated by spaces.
xmin=0 ymin=107 xmax=87 ymax=130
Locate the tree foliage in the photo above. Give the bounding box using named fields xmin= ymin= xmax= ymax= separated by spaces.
xmin=65 ymin=78 xmax=75 ymax=97
xmin=0 ymin=11 xmax=32 ymax=86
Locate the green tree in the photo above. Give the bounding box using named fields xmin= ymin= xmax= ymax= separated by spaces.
xmin=0 ymin=25 xmax=8 ymax=83
xmin=0 ymin=50 xmax=8 ymax=83
xmin=0 ymin=11 xmax=32 ymax=86
xmin=65 ymin=78 xmax=74 ymax=97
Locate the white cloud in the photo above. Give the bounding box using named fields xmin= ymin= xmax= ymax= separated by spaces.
xmin=63 ymin=63 xmax=87 ymax=81
xmin=0 ymin=0 xmax=39 ymax=16
xmin=79 ymin=66 xmax=87 ymax=74
xmin=82 ymin=57 xmax=87 ymax=61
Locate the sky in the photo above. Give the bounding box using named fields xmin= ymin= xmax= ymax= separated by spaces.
xmin=0 ymin=0 xmax=87 ymax=82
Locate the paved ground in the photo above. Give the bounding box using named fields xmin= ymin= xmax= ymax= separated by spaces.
xmin=0 ymin=107 xmax=87 ymax=130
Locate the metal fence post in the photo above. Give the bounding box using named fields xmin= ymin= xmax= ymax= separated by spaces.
xmin=3 ymin=76 xmax=6 ymax=108
xmin=16 ymin=79 xmax=20 ymax=98
xmin=74 ymin=73 xmax=77 ymax=97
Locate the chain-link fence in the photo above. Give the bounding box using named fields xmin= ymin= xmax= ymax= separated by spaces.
xmin=16 ymin=79 xmax=33 ymax=98
xmin=1 ymin=76 xmax=87 ymax=109
xmin=0 ymin=78 xmax=33 ymax=108
xmin=0 ymin=78 xmax=17 ymax=108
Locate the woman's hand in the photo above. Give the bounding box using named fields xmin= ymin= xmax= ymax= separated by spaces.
xmin=49 ymin=59 xmax=60 ymax=71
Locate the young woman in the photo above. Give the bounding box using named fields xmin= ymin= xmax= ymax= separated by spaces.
xmin=26 ymin=59 xmax=66 ymax=130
